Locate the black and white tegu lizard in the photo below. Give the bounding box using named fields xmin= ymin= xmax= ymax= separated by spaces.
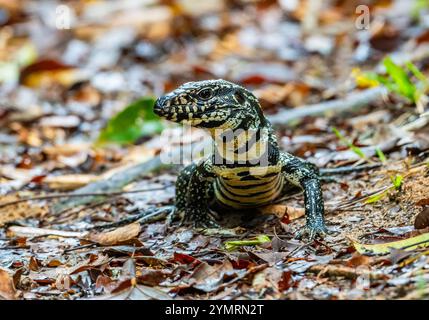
xmin=154 ymin=79 xmax=375 ymax=239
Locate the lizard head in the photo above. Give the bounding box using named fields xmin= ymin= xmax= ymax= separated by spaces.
xmin=154 ymin=79 xmax=266 ymax=131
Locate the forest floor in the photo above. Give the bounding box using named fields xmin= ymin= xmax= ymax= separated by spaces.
xmin=1 ymin=0 xmax=429 ymax=300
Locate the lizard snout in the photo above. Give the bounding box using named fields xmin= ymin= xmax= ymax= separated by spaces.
xmin=154 ymin=96 xmax=168 ymax=117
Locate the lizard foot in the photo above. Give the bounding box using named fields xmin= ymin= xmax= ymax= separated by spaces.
xmin=165 ymin=206 xmax=183 ymax=227
xmin=295 ymin=223 xmax=334 ymax=241
xmin=191 ymin=213 xmax=221 ymax=229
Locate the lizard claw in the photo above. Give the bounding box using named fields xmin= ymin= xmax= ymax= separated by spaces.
xmin=192 ymin=212 xmax=220 ymax=228
xmin=193 ymin=216 xmax=221 ymax=229
xmin=295 ymin=223 xmax=333 ymax=241
xmin=165 ymin=207 xmax=181 ymax=227
xmin=183 ymin=208 xmax=221 ymax=228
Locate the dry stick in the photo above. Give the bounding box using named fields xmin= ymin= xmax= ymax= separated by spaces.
xmin=0 ymin=186 xmax=171 ymax=209
xmin=307 ymin=264 xmax=387 ymax=280
xmin=267 ymin=87 xmax=387 ymax=126
xmin=87 ymin=206 xmax=174 ymax=231
xmin=51 ymin=148 xmax=186 ymax=214
xmin=51 ymin=157 xmax=165 ymax=213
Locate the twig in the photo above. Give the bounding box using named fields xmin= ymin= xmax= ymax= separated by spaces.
xmin=0 ymin=245 xmax=31 ymax=250
xmin=87 ymin=206 xmax=174 ymax=231
xmin=7 ymin=226 xmax=87 ymax=238
xmin=0 ymin=186 xmax=171 ymax=209
xmin=267 ymin=87 xmax=387 ymax=126
xmin=307 ymin=264 xmax=388 ymax=280
xmin=64 ymin=243 xmax=98 ymax=253
xmin=50 ymin=142 xmax=200 ymax=214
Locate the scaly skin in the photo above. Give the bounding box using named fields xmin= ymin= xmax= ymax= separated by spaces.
xmin=154 ymin=79 xmax=329 ymax=239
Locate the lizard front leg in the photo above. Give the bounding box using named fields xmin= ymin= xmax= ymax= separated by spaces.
xmin=280 ymin=153 xmax=329 ymax=240
xmin=183 ymin=160 xmax=219 ymax=228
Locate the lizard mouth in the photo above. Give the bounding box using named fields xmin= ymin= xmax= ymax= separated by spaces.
xmin=154 ymin=98 xmax=245 ymax=126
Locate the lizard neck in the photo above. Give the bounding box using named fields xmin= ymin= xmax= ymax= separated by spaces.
xmin=210 ymin=119 xmax=279 ymax=166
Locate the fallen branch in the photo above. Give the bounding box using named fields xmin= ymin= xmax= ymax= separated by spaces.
xmin=267 ymin=87 xmax=387 ymax=126
xmin=88 ymin=206 xmax=174 ymax=231
xmin=7 ymin=226 xmax=87 ymax=238
xmin=52 ymin=156 xmax=170 ymax=214
xmin=307 ymin=264 xmax=388 ymax=280
xmin=51 ymin=141 xmax=203 ymax=214
xmin=0 ymin=186 xmax=171 ymax=209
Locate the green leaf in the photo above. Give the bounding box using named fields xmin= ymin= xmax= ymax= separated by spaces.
xmin=350 ymin=146 xmax=366 ymax=159
xmin=332 ymin=127 xmax=366 ymax=159
xmin=412 ymin=0 xmax=429 ymax=20
xmin=97 ymin=97 xmax=164 ymax=145
xmin=375 ymin=147 xmax=387 ymax=163
xmin=364 ymin=190 xmax=388 ymax=204
xmin=224 ymin=235 xmax=271 ymax=251
xmin=352 ymin=232 xmax=429 ymax=255
xmin=406 ymin=61 xmax=429 ymax=87
xmin=391 ymin=174 xmax=403 ymax=190
xmin=383 ymin=57 xmax=417 ymax=102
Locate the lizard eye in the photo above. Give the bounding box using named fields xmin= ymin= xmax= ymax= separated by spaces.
xmin=197 ymin=88 xmax=213 ymax=100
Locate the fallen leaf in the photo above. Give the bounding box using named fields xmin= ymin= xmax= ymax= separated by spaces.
xmin=43 ymin=174 xmax=99 ymax=190
xmin=137 ymin=268 xmax=170 ymax=287
xmin=7 ymin=226 xmax=86 ymax=238
xmin=87 ymin=222 xmax=141 ymax=246
xmin=190 ymin=260 xmax=242 ymax=293
xmin=42 ymin=143 xmax=91 ymax=157
xmin=251 ymin=251 xmax=289 ymax=265
xmin=0 ymin=268 xmax=18 ymax=300
xmin=20 ymin=59 xmax=78 ymax=88
xmin=351 ymin=232 xmax=429 ymax=255
xmin=0 ymin=195 xmax=48 ymax=226
xmin=39 ymin=115 xmax=81 ymax=128
xmin=258 ymin=204 xmax=305 ymax=223
xmin=172 ymin=252 xmax=200 ymax=265
xmin=224 ymin=235 xmax=271 ymax=251
xmin=414 ymin=207 xmax=429 ymax=229
xmin=345 ymin=253 xmax=372 ymax=267
xmin=97 ymin=97 xmax=164 ymax=145
xmin=89 ymin=284 xmax=171 ymax=300
xmin=29 ymin=256 xmax=40 ymax=271
xmin=68 ymin=254 xmax=110 ymax=275
xmin=252 ymin=268 xmax=294 ymax=292
xmin=89 ymin=258 xmax=171 ymax=300
xmin=416 ymin=199 xmax=429 ymax=206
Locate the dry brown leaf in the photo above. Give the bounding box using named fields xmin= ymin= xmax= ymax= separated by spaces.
xmin=0 ymin=268 xmax=18 ymax=300
xmin=20 ymin=59 xmax=78 ymax=88
xmin=88 ymin=284 xmax=171 ymax=300
xmin=252 ymin=268 xmax=293 ymax=292
xmin=258 ymin=204 xmax=305 ymax=221
xmin=7 ymin=226 xmax=86 ymax=238
xmin=68 ymin=254 xmax=110 ymax=275
xmin=43 ymin=174 xmax=99 ymax=190
xmin=415 ymin=207 xmax=429 ymax=230
xmin=251 ymin=251 xmax=290 ymax=265
xmin=0 ymin=195 xmax=48 ymax=226
xmin=87 ymin=222 xmax=141 ymax=246
xmin=345 ymin=253 xmax=372 ymax=268
xmin=255 ymin=82 xmax=310 ymax=107
xmin=43 ymin=143 xmax=91 ymax=156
